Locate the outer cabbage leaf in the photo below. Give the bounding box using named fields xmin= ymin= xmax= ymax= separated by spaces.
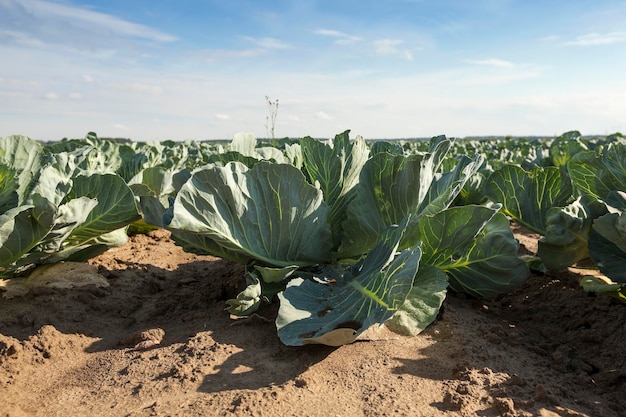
xmin=0 ymin=162 xmax=18 ymax=214
xmin=45 ymin=228 xmax=130 ymax=264
xmin=454 ymin=171 xmax=488 ymax=206
xmin=568 ymin=143 xmax=626 ymax=201
xmin=0 ymin=135 xmax=49 ymax=204
xmin=276 ymin=217 xmax=420 ymax=346
xmin=0 ymin=196 xmax=56 ymax=277
xmin=130 ymin=167 xmax=191 ymax=228
xmin=370 ymin=141 xmax=404 ymax=156
xmin=417 ymin=206 xmax=529 ymax=297
xmin=1 ymin=173 xmax=139 ymax=272
xmin=62 ymin=173 xmax=141 ymax=246
xmin=166 ymin=161 xmax=332 ymax=267
xmin=385 ymin=263 xmax=448 ymax=336
xmin=30 ymin=150 xmax=89 ymax=206
xmin=537 ymin=195 xmax=608 ymax=270
xmin=228 ymin=132 xmax=290 ymax=164
xmin=589 ymin=193 xmax=626 ymax=283
xmin=34 ymin=196 xmax=99 ymax=255
xmin=226 ymin=264 xmax=299 ymax=316
xmin=589 ymin=217 xmax=626 ymax=284
xmin=485 ymin=165 xmax=573 ymax=234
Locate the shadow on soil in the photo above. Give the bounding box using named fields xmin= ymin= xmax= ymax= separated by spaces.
xmin=0 ymin=257 xmax=336 ymax=392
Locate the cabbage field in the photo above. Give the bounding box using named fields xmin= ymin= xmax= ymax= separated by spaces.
xmin=1 ymin=130 xmax=625 ymax=343
xmin=1 ymin=130 xmax=625 ymax=416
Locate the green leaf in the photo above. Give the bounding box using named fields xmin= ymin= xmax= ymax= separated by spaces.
xmin=0 ymin=196 xmax=56 ymax=277
xmin=30 ymin=150 xmax=89 ymax=206
xmin=0 ymin=162 xmax=18 ymax=214
xmin=338 ymin=138 xmax=479 ymax=258
xmin=0 ymin=135 xmax=48 ymax=204
xmin=167 ymin=161 xmax=332 ymax=267
xmin=485 ymin=165 xmax=573 ymax=234
xmin=227 ymin=132 xmax=290 ymax=164
xmin=385 ymin=263 xmax=448 ymax=336
xmin=35 ymin=196 xmax=99 ymax=254
xmin=589 ymin=213 xmax=626 ymax=283
xmin=568 ymin=143 xmax=626 ymax=201
xmin=416 ymin=154 xmax=484 ymax=218
xmin=417 ymin=207 xmax=529 ymax=297
xmin=580 ymin=275 xmax=626 ymax=302
xmin=131 ymin=167 xmax=191 ymax=228
xmin=537 ymin=196 xmax=608 ymax=269
xmin=549 ymin=130 xmax=587 ymax=168
xmin=64 ymin=173 xmax=141 ymax=246
xmin=226 ymin=272 xmax=263 ymax=316
xmin=300 ymin=131 xmax=369 ymax=250
xmin=276 ymin=218 xmax=420 ymax=346
xmin=253 ymin=264 xmax=299 ymax=283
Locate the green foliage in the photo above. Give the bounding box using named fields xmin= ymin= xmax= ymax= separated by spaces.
xmin=485 ymin=165 xmax=573 ymax=234
xmin=164 ymin=132 xmax=528 ymax=346
xmin=8 ymin=128 xmax=623 ymax=344
xmin=0 ymin=135 xmax=140 ymax=277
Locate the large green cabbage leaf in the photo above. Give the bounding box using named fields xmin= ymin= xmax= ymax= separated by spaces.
xmin=166 ymin=161 xmax=332 ymax=266
xmin=416 ymin=206 xmax=529 ymax=297
xmin=276 ymin=217 xmax=422 ymax=346
xmin=0 ymin=197 xmax=56 ymax=276
xmin=588 ymin=191 xmax=626 ymax=283
xmin=0 ymin=135 xmax=50 ymax=204
xmin=485 ymin=165 xmax=573 ymax=234
xmin=0 ymin=162 xmax=18 ymax=214
xmin=568 ymin=143 xmax=626 ymax=201
xmin=384 ymin=263 xmax=448 ymax=336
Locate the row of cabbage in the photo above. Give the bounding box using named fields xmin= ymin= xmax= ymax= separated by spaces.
xmin=448 ymin=131 xmax=626 ymax=301
xmin=0 ymin=130 xmax=623 ymax=346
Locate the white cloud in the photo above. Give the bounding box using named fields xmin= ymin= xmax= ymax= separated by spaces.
xmin=12 ymin=0 xmax=178 ymax=43
xmin=43 ymin=92 xmax=58 ymax=100
xmin=113 ymin=123 xmax=130 ymax=131
xmin=0 ymin=29 xmax=45 ymax=47
xmin=215 ymin=114 xmax=230 ymax=120
xmin=453 ymin=69 xmax=542 ymax=86
xmin=242 ymin=36 xmax=293 ymax=49
xmin=562 ymin=32 xmax=626 ymax=46
xmin=315 ymin=111 xmax=332 ymax=120
xmin=83 ymin=74 xmax=94 ymax=82
xmin=129 ymin=83 xmax=163 ymax=95
xmin=107 ymin=82 xmax=163 ymax=95
xmin=313 ymin=28 xmax=362 ymax=44
xmin=199 ymin=48 xmax=266 ymax=63
xmin=465 ymin=58 xmax=515 ymax=68
xmin=68 ymin=92 xmax=82 ymax=100
xmin=372 ymin=39 xmax=415 ymax=60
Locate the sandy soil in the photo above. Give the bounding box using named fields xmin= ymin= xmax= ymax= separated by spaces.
xmin=1 ymin=226 xmax=624 ymax=417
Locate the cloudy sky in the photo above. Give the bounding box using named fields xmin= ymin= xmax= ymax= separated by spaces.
xmin=1 ymin=0 xmax=625 ymax=141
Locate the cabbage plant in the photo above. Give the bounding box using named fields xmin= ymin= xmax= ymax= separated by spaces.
xmin=164 ymin=132 xmax=529 ymax=346
xmin=0 ymin=135 xmax=140 ymax=278
xmin=483 ymin=137 xmax=626 ymax=301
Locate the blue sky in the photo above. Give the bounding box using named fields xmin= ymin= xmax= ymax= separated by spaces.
xmin=1 ymin=0 xmax=625 ymax=141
